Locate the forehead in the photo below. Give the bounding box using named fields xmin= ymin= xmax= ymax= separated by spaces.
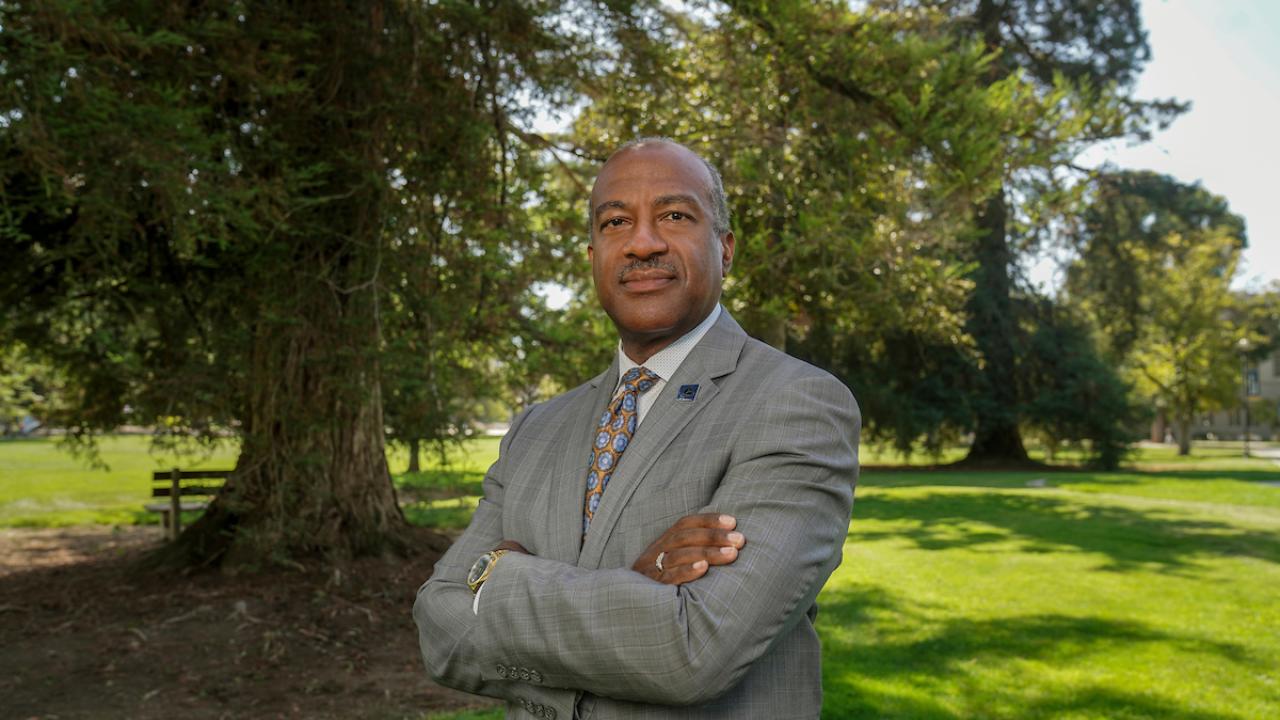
xmin=590 ymin=144 xmax=713 ymax=207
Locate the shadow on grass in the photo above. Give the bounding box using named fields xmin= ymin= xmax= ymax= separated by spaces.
xmin=864 ymin=468 xmax=1280 ymax=490
xmin=851 ymin=491 xmax=1280 ymax=571
xmin=820 ymin=584 xmax=1252 ymax=720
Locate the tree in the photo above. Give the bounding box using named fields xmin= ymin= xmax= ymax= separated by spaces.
xmin=0 ymin=0 xmax=591 ymax=566
xmin=1065 ymin=171 xmax=1247 ymax=357
xmin=562 ymin=2 xmax=1158 ymax=464
xmin=922 ymin=0 xmax=1182 ymax=464
xmin=1123 ymin=233 xmax=1247 ymax=454
xmin=1064 ymin=171 xmax=1252 ymax=454
xmin=1018 ymin=303 xmax=1138 ymax=468
xmin=0 ymin=342 xmax=62 ymax=436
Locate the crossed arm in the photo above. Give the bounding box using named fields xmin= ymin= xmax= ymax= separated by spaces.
xmin=413 ymin=374 xmax=859 ymax=706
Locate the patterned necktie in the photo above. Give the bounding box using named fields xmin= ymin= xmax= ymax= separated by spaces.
xmin=583 ymin=366 xmax=661 ymax=536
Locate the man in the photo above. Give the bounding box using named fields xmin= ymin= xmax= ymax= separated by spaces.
xmin=414 ymin=138 xmax=860 ymax=719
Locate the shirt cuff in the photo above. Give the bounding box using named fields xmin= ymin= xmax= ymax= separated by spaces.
xmin=472 ymin=582 xmax=484 ymax=614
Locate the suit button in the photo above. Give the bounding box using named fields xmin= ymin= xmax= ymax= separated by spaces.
xmin=545 ymin=707 xmax=557 ymax=720
xmin=496 ymin=664 xmax=508 ymax=678
xmin=530 ymin=669 xmax=543 ymax=683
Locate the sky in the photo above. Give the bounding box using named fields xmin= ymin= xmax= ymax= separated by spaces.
xmin=1078 ymin=0 xmax=1280 ymax=290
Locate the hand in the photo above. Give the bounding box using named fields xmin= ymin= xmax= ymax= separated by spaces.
xmin=631 ymin=513 xmax=745 ymax=585
xmin=495 ymin=540 xmax=529 ymax=554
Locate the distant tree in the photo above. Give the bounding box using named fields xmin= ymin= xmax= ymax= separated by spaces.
xmin=0 ymin=342 xmax=62 ymax=436
xmin=916 ymin=0 xmax=1184 ymax=464
xmin=1065 ymin=171 xmax=1247 ymax=357
xmin=1065 ymin=172 xmax=1253 ymax=454
xmin=1122 ymin=232 xmax=1247 ymax=455
xmin=1019 ymin=303 xmax=1139 ymax=468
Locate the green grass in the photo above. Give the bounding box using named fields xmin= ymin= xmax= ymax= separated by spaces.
xmin=825 ymin=457 xmax=1280 ymax=719
xmin=0 ymin=435 xmax=238 ymax=527
xmin=4 ymin=436 xmax=1279 ymax=717
xmin=0 ymin=434 xmax=500 ymax=529
xmin=395 ymin=436 xmax=499 ymax=532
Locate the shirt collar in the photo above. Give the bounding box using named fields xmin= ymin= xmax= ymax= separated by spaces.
xmin=616 ymin=304 xmax=722 ymax=384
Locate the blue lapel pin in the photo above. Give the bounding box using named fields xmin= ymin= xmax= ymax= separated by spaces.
xmin=676 ymin=384 xmax=699 ymax=401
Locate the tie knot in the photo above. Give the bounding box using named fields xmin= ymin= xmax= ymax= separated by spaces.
xmin=620 ymin=366 xmax=660 ymax=394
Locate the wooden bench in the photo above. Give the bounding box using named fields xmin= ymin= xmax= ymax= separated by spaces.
xmin=145 ymin=468 xmax=232 ymax=540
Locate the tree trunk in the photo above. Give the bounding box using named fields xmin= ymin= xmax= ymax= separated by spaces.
xmin=1151 ymin=409 xmax=1167 ymax=443
xmin=961 ymin=0 xmax=1030 ymax=466
xmin=151 ymin=0 xmax=408 ymax=569
xmin=167 ymin=274 xmax=408 ymax=567
xmin=963 ymin=190 xmax=1030 ymax=465
xmin=408 ymin=437 xmax=422 ymax=474
xmin=1176 ymin=417 xmax=1192 ymax=456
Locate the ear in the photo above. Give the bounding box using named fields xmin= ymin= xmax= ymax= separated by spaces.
xmin=720 ymin=231 xmax=736 ymax=274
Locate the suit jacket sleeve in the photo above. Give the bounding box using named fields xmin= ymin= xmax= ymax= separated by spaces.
xmin=416 ymin=370 xmax=859 ymax=706
xmin=412 ymin=405 xmax=579 ymax=712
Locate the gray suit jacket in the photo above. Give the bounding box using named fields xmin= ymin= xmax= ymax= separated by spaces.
xmin=414 ymin=310 xmax=860 ymax=719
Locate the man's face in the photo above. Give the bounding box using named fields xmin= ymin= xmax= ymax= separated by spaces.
xmin=588 ymin=143 xmax=735 ymax=361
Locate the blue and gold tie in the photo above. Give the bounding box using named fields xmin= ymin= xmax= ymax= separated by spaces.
xmin=583 ymin=366 xmax=660 ymax=536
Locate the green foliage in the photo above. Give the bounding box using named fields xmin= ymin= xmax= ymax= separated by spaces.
xmin=1066 ymin=171 xmax=1248 ymax=357
xmin=0 ymin=341 xmax=63 ymax=435
xmin=1123 ymin=232 xmax=1249 ymax=453
xmin=1019 ymin=304 xmax=1139 ymax=469
xmin=1066 ymin=172 xmax=1255 ymax=455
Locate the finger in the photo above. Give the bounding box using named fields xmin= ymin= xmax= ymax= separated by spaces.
xmin=670 ymin=513 xmax=736 ymax=532
xmin=663 ymin=545 xmax=739 ymax=570
xmin=658 ymin=559 xmax=709 ymax=585
xmin=663 ymin=528 xmax=746 ymax=550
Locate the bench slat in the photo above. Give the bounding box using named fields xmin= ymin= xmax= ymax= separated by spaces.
xmin=150 ymin=470 xmax=233 ymax=480
xmin=144 ymin=501 xmax=209 ymax=512
xmin=151 ymin=485 xmax=224 ymax=497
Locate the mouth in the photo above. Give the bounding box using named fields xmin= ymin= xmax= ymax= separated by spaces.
xmin=620 ymin=268 xmax=676 ymax=292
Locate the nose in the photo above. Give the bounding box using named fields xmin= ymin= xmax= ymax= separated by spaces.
xmin=624 ymin=218 xmax=668 ymax=258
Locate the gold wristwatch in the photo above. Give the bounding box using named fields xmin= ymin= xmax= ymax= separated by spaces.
xmin=467 ymin=549 xmax=509 ymax=594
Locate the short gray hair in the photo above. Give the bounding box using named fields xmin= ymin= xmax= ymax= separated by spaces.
xmin=590 ymin=137 xmax=732 ymax=238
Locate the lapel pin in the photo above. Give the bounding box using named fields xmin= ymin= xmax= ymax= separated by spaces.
xmin=676 ymin=384 xmax=699 ymax=401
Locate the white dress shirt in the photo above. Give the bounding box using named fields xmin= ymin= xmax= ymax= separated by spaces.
xmin=614 ymin=303 xmax=721 ymax=426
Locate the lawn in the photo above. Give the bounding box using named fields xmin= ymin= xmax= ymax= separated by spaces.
xmin=0 ymin=434 xmax=239 ymax=527
xmin=2 ymin=436 xmax=1278 ymax=718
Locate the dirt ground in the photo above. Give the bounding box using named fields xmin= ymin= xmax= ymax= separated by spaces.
xmin=0 ymin=526 xmax=500 ymax=719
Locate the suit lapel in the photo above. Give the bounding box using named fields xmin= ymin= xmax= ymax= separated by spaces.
xmin=544 ymin=360 xmax=619 ymax=565
xmin=578 ymin=312 xmax=747 ymax=569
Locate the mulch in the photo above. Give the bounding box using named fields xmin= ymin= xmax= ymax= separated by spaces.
xmin=0 ymin=526 xmax=499 ymax=719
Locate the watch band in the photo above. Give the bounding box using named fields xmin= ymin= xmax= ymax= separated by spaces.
xmin=467 ymin=549 xmax=509 ymax=594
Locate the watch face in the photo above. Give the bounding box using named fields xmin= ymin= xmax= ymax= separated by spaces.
xmin=468 ymin=554 xmax=492 ymax=586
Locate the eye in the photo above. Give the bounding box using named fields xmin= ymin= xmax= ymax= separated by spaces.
xmin=601 ymin=217 xmax=627 ymax=230
xmin=667 ymin=211 xmax=689 ymax=222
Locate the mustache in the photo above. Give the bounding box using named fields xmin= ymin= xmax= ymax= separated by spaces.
xmin=618 ymin=258 xmax=678 ymax=282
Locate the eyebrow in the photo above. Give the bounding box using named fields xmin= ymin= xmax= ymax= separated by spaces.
xmin=654 ymin=194 xmax=700 ymax=211
xmin=594 ymin=199 xmax=627 ymax=221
